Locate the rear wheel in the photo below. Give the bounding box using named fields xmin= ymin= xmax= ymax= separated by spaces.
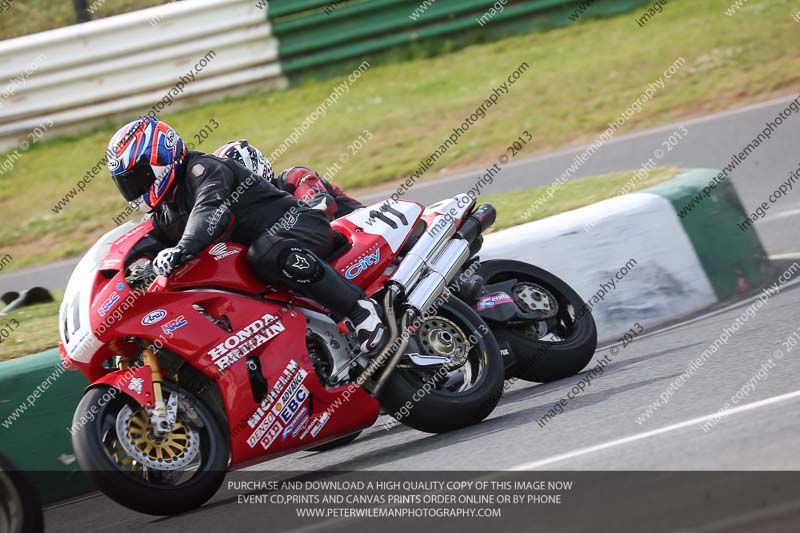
xmin=378 ymin=297 xmax=504 ymax=433
xmin=72 ymin=381 xmax=229 ymax=516
xmin=478 ymin=260 xmax=597 ymax=383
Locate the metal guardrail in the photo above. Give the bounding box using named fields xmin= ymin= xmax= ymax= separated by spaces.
xmin=268 ymin=0 xmax=649 ymax=74
xmin=0 ymin=0 xmax=285 ymax=151
xmin=0 ymin=0 xmax=649 ymax=150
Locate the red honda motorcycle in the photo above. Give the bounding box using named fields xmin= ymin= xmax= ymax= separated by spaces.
xmin=59 ymin=194 xmax=509 ymax=516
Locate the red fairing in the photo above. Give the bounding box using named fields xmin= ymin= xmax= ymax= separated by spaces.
xmin=68 ymin=217 xmax=385 ymax=468
xmin=169 ymin=242 xmax=265 ymax=294
xmin=330 ymin=218 xmax=396 ymax=295
xmin=330 ymin=200 xmax=424 ymax=296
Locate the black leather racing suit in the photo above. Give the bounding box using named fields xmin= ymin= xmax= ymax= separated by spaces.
xmin=148 ymin=151 xmax=362 ymax=318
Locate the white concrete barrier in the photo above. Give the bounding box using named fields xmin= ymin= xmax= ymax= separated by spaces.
xmin=481 ymin=192 xmax=718 ymax=343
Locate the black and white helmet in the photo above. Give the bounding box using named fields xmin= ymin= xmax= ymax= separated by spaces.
xmin=213 ymin=140 xmax=274 ymax=182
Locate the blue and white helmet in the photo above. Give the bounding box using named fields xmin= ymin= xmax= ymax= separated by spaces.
xmin=107 ymin=117 xmax=186 ymax=210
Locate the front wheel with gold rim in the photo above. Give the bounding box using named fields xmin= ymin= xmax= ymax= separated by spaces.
xmin=71 ymin=381 xmax=229 ymax=516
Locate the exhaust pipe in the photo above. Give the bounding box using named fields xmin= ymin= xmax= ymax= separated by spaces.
xmin=389 ymin=213 xmax=457 ymax=290
xmin=388 ymin=195 xmax=488 ymax=314
xmin=406 ymin=239 xmax=470 ymax=314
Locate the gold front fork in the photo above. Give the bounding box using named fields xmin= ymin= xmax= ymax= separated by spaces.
xmin=141 ymin=348 xmax=172 ymax=437
xmin=142 ymin=348 xmax=164 ymax=404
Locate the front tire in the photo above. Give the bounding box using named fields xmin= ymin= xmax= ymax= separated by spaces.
xmin=478 ymin=260 xmax=598 ymax=383
xmin=378 ymin=297 xmax=504 ymax=433
xmin=72 ymin=381 xmax=229 ymax=516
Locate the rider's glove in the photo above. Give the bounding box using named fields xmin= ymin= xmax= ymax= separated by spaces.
xmin=153 ymin=246 xmax=190 ymax=277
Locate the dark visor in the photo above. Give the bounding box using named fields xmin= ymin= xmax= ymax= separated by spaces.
xmin=112 ymin=157 xmax=155 ymax=202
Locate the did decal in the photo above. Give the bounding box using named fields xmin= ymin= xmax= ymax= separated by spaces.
xmin=208 ymin=313 xmax=286 ymax=371
xmin=259 ymin=422 xmax=283 ymax=450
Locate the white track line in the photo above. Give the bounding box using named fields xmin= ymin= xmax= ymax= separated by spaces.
xmin=762 ymin=208 xmax=800 ymax=223
xmin=511 ymin=389 xmax=800 ymax=470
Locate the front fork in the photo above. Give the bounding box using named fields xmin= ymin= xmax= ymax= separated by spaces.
xmin=141 ymin=348 xmax=175 ymax=437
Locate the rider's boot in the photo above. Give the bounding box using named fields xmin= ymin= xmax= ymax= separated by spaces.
xmin=344 ymin=298 xmax=387 ymax=355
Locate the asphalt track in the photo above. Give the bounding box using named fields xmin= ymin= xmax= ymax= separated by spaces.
xmin=45 ymin=279 xmax=800 ymax=531
xmin=2 ymin=94 xmax=799 ymax=293
xmin=42 ymin=95 xmax=800 ymax=531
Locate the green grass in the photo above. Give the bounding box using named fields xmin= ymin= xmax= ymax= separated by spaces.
xmin=0 ymin=290 xmax=63 ymax=362
xmin=0 ymin=0 xmax=166 ymax=41
xmin=0 ymin=166 xmax=675 ymax=360
xmin=485 ymin=167 xmax=679 ymax=231
xmin=1 ymin=0 xmax=798 ymax=271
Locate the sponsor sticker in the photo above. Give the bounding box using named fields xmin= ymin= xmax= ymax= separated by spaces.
xmin=476 ymin=292 xmax=513 ymax=311
xmin=162 ymin=315 xmax=187 ymax=335
xmin=260 ymin=421 xmax=283 ymax=450
xmin=247 ymin=412 xmax=277 ymax=448
xmin=310 ymin=412 xmax=331 ymax=438
xmin=101 ymin=258 xmax=122 ymax=270
xmin=344 ymin=249 xmax=380 ymax=280
xmin=98 ymin=293 xmax=120 ymax=317
xmin=246 ymin=361 xmax=306 ymax=447
xmin=301 ymin=412 xmax=331 ymax=440
xmin=274 ymin=372 xmax=307 ymax=415
xmin=141 ymin=309 xmax=168 ymax=326
xmin=276 ymin=386 xmax=308 ymax=425
xmin=113 ymin=225 xmax=147 ymax=247
xmin=282 ymin=407 xmax=308 ymax=440
xmin=208 ymin=313 xmax=286 ymax=371
xmin=209 ymin=242 xmax=238 ymax=261
xmin=128 ymin=377 xmax=144 ymax=395
xmin=292 ymin=414 xmax=310 ymax=438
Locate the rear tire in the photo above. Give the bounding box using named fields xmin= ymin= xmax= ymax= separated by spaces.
xmin=379 ymin=297 xmax=504 ymax=433
xmin=478 ymin=260 xmax=597 ymax=383
xmin=72 ymin=382 xmax=229 ymax=516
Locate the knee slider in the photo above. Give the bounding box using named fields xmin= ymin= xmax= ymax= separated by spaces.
xmin=279 ymin=247 xmax=323 ymax=284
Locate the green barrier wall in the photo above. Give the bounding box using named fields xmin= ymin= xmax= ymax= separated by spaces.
xmin=0 ymin=349 xmax=92 ymax=503
xmin=268 ymin=0 xmax=650 ymax=75
xmin=648 ymin=169 xmax=772 ymax=301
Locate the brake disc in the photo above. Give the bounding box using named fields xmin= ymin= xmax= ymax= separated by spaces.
xmin=114 ymin=404 xmax=200 ymax=471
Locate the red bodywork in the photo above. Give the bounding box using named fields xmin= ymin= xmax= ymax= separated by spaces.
xmin=62 ymin=202 xmax=424 ymax=467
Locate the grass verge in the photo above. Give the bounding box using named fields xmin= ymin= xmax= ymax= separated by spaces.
xmin=485 ymin=167 xmax=678 ymax=231
xmin=0 ymin=290 xmax=62 ymax=362
xmin=1 ymin=0 xmax=798 ymax=270
xmin=0 ymin=0 xmax=164 ymax=41
xmin=0 ymin=167 xmax=677 ymax=361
